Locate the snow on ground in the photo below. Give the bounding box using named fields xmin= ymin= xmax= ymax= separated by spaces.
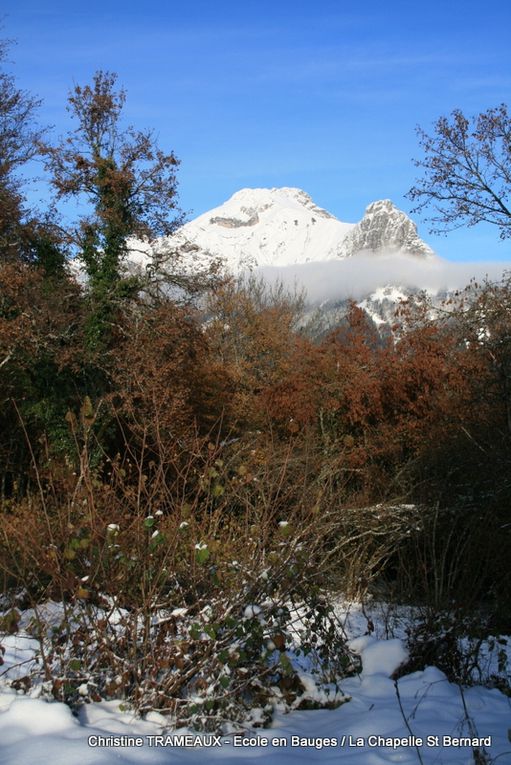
xmin=1 ymin=605 xmax=510 ymax=765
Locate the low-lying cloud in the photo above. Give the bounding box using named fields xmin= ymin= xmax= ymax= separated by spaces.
xmin=254 ymin=252 xmax=511 ymax=304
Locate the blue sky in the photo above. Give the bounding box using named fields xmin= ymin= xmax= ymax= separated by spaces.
xmin=2 ymin=0 xmax=511 ymax=262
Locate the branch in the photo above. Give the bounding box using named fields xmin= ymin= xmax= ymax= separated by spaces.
xmin=0 ymin=352 xmax=12 ymax=370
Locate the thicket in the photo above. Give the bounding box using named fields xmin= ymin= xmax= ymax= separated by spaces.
xmin=1 ymin=48 xmax=510 ymax=726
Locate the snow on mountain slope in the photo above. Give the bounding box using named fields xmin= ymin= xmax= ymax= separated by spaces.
xmin=358 ymin=286 xmax=414 ymax=327
xmin=144 ymin=187 xmax=434 ymax=276
xmin=164 ymin=187 xmax=356 ymax=271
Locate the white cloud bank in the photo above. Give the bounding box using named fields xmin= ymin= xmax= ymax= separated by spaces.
xmin=254 ymin=252 xmax=511 ymax=304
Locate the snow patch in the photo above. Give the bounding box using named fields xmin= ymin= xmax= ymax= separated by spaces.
xmin=356 ymin=638 xmax=408 ymax=677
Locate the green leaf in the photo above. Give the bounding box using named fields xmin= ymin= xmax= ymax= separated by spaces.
xmin=279 ymin=653 xmax=292 ymax=673
xmin=195 ymin=546 xmax=210 ymax=564
xmin=212 ymin=483 xmax=224 ymax=498
xmin=190 ymin=623 xmax=202 ymax=640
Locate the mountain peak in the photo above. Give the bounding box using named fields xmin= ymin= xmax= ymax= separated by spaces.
xmin=153 ymin=187 xmax=434 ymax=272
xmin=342 ymin=198 xmax=435 ymax=259
xmin=364 ymin=199 xmax=398 ymax=217
xmin=170 ymin=186 xmax=353 ymax=270
xmin=210 ymin=187 xmax=338 ymax=223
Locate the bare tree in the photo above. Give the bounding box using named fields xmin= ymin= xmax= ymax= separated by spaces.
xmin=407 ymin=104 xmax=511 ymax=239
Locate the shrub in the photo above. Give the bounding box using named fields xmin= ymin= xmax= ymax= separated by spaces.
xmin=0 ymin=431 xmax=359 ymax=729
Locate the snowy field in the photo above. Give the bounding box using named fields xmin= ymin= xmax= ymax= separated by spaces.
xmin=1 ymin=604 xmax=510 ymax=765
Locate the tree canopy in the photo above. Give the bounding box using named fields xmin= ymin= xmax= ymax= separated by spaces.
xmin=0 ymin=39 xmax=45 ymax=261
xmin=40 ymin=71 xmax=184 ymax=348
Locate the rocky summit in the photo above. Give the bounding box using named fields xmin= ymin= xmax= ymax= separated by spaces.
xmin=339 ymin=199 xmax=434 ymax=259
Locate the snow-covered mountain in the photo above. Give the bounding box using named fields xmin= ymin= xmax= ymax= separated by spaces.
xmin=163 ymin=187 xmax=352 ymax=271
xmin=159 ymin=187 xmax=434 ymax=272
xmin=128 ymin=187 xmax=443 ymax=331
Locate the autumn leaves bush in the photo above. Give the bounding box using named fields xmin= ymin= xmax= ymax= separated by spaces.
xmin=0 ymin=409 xmax=360 ymax=726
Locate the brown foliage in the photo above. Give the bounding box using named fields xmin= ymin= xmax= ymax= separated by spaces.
xmin=0 ymin=262 xmax=82 ymax=376
xmin=255 ymin=296 xmax=506 ymax=502
xmin=205 ymin=277 xmax=304 ymax=428
xmin=109 ymin=301 xmax=234 ymax=452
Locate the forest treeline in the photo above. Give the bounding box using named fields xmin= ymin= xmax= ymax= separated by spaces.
xmin=1 ymin=44 xmax=510 ymax=725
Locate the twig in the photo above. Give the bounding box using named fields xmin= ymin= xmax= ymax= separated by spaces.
xmin=457 ymin=682 xmax=491 ymax=765
xmin=0 ymin=352 xmax=12 ymax=370
xmin=394 ymin=678 xmax=425 ymax=765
